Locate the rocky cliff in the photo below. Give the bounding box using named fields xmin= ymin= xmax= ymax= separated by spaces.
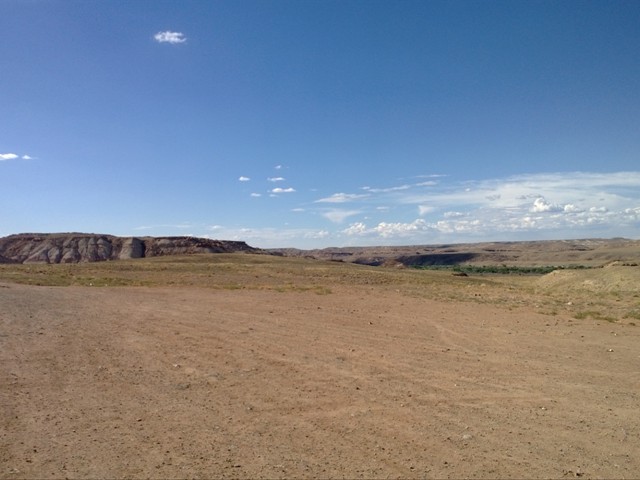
xmin=0 ymin=233 xmax=263 ymax=264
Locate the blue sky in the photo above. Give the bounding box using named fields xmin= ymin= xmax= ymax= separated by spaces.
xmin=2 ymin=0 xmax=639 ymax=248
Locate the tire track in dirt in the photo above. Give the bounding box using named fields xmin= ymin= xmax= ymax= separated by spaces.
xmin=2 ymin=284 xmax=639 ymax=478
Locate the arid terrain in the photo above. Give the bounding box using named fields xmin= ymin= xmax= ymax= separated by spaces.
xmin=1 ymin=241 xmax=639 ymax=478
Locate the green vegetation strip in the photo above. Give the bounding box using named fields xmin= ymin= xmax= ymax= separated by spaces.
xmin=413 ymin=264 xmax=591 ymax=275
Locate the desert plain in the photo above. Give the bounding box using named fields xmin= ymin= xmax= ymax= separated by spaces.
xmin=1 ymin=243 xmax=640 ymax=479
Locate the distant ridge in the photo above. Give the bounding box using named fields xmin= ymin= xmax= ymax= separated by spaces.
xmin=0 ymin=233 xmax=264 ymax=264
xmin=270 ymin=238 xmax=640 ymax=268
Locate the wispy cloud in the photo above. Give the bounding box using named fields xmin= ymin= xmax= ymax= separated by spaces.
xmin=238 ymin=176 xmax=251 ymax=182
xmin=268 ymin=177 xmax=285 ymax=182
xmin=361 ymin=180 xmax=437 ymax=194
xmin=154 ymin=31 xmax=187 ymax=44
xmin=315 ymin=192 xmax=370 ymax=203
xmin=321 ymin=209 xmax=361 ymax=223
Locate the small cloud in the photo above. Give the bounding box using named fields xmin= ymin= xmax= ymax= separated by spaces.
xmin=271 ymin=187 xmax=296 ymax=194
xmin=154 ymin=31 xmax=187 ymax=44
xmin=589 ymin=206 xmax=608 ymax=213
xmin=342 ymin=222 xmax=368 ymax=235
xmin=292 ymin=208 xmax=305 ymax=212
xmin=530 ymin=197 xmax=560 ymax=213
xmin=268 ymin=177 xmax=285 ymax=182
xmin=0 ymin=153 xmax=19 ymax=161
xmin=238 ymin=176 xmax=251 ymax=182
xmin=373 ymin=219 xmax=429 ymax=238
xmin=250 ymin=193 xmax=262 ymax=197
xmin=21 ymin=155 xmax=34 ymax=160
xmin=443 ymin=211 xmax=465 ymax=218
xmin=563 ymin=204 xmax=583 ymax=213
xmin=274 ymin=164 xmax=283 ymax=170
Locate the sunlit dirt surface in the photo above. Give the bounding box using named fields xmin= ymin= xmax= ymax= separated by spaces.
xmin=1 ymin=257 xmax=639 ymax=478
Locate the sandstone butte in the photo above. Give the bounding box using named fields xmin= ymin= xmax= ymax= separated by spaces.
xmin=0 ymin=233 xmax=263 ymax=264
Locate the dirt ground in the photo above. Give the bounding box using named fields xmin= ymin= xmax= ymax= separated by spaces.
xmin=1 ymin=279 xmax=639 ymax=479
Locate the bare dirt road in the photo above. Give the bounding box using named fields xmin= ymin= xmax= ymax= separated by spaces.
xmin=1 ymin=280 xmax=639 ymax=479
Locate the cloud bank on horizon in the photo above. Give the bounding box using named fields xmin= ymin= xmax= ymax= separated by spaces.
xmin=200 ymin=170 xmax=639 ymax=247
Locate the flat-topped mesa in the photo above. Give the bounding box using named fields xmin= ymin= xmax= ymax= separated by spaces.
xmin=0 ymin=233 xmax=263 ymax=264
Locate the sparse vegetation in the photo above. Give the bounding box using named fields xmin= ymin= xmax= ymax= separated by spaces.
xmin=574 ymin=310 xmax=618 ymax=323
xmin=0 ymin=253 xmax=637 ymax=322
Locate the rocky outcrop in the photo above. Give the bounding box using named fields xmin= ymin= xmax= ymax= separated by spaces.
xmin=0 ymin=233 xmax=264 ymax=264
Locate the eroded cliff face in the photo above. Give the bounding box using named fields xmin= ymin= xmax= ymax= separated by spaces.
xmin=0 ymin=234 xmax=262 ymax=264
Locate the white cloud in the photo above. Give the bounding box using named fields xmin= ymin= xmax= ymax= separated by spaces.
xmin=268 ymin=177 xmax=285 ymax=182
xmin=342 ymin=222 xmax=368 ymax=236
xmin=275 ymin=164 xmax=283 ymax=170
xmin=0 ymin=153 xmax=19 ymax=161
xmin=530 ymin=197 xmax=561 ymax=213
xmin=373 ymin=220 xmax=430 ymax=238
xmin=563 ymin=204 xmax=583 ymax=213
xmin=342 ymin=219 xmax=431 ymax=238
xmin=154 ymin=31 xmax=187 ymax=44
xmin=238 ymin=176 xmax=251 ymax=182
xmin=250 ymin=193 xmax=262 ymax=197
xmin=271 ymin=187 xmax=296 ymax=194
xmin=322 ymin=209 xmax=361 ymax=223
xmin=443 ymin=211 xmax=465 ymax=218
xmin=315 ymin=192 xmax=369 ymax=203
xmin=21 ymin=155 xmax=33 ymax=160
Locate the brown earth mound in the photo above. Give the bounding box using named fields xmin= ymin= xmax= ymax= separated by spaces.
xmin=537 ymin=263 xmax=640 ymax=294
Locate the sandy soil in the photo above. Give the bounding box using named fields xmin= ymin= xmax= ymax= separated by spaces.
xmin=1 ymin=282 xmax=639 ymax=479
